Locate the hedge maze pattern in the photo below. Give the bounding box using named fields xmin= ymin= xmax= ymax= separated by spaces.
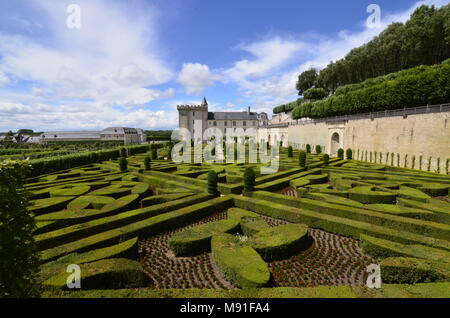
xmin=28 ymin=146 xmax=450 ymax=296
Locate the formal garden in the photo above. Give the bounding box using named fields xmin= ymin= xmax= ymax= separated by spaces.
xmin=1 ymin=142 xmax=449 ymax=298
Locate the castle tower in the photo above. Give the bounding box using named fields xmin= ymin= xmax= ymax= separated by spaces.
xmin=177 ymin=97 xmax=209 ymax=141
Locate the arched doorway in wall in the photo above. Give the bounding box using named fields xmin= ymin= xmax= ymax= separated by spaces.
xmin=281 ymin=135 xmax=285 ymax=147
xmin=330 ymin=132 xmax=340 ymax=156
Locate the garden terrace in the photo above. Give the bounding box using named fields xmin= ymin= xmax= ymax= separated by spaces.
xmin=22 ymin=144 xmax=449 ymax=297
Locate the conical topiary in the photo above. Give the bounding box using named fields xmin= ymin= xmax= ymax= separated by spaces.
xmin=243 ymin=167 xmax=255 ymax=192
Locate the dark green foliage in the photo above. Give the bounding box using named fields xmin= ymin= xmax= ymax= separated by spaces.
xmin=29 ymin=145 xmax=149 ymax=177
xmin=305 ymin=144 xmax=311 ymax=154
xmin=315 ymin=145 xmax=322 ymax=154
xmin=243 ymin=168 xmax=256 ymax=192
xmin=315 ymin=5 xmax=450 ymax=93
xmin=292 ymin=61 xmax=450 ymax=119
xmin=144 ymin=156 xmax=151 ymax=171
xmin=337 ymin=148 xmax=344 ymax=159
xmin=296 ymin=68 xmax=318 ymax=95
xmin=287 ymin=146 xmax=293 ymax=158
xmin=167 ymin=147 xmax=172 ymax=160
xmin=119 ymin=157 xmax=128 ymax=172
xmin=322 ymin=154 xmax=329 ymax=166
xmin=151 ymin=148 xmax=157 ymax=160
xmin=299 ymin=151 xmax=306 ymax=167
xmin=120 ymin=147 xmax=127 ymax=158
xmin=0 ymin=161 xmax=41 ymax=297
xmin=303 ymin=87 xmax=327 ymax=100
xmin=346 ymin=149 xmax=353 ymax=160
xmin=207 ymin=171 xmax=219 ymax=195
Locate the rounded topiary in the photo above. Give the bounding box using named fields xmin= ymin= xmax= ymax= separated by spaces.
xmin=299 ymin=151 xmax=306 ymax=167
xmin=151 ymin=148 xmax=157 ymax=160
xmin=207 ymin=171 xmax=219 ymax=195
xmin=120 ymin=147 xmax=127 ymax=158
xmin=288 ymin=146 xmax=293 ymax=158
xmin=144 ymin=156 xmax=151 ymax=171
xmin=337 ymin=148 xmax=344 ymax=159
xmin=346 ymin=148 xmax=353 ymax=160
xmin=119 ymin=157 xmax=128 ymax=172
xmin=322 ymin=153 xmax=329 ymax=166
xmin=243 ymin=168 xmax=256 ymax=192
xmin=306 ymin=144 xmax=311 ymax=154
xmin=315 ymin=145 xmax=322 ymax=154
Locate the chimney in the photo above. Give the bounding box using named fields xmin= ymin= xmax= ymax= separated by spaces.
xmin=248 ymin=106 xmax=251 ymax=114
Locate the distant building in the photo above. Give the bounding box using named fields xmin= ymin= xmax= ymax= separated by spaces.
xmin=39 ymin=127 xmax=146 ymax=145
xmin=177 ymin=97 xmax=268 ymax=139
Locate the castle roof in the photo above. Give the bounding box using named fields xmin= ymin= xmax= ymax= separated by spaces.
xmin=208 ymin=112 xmax=259 ymax=120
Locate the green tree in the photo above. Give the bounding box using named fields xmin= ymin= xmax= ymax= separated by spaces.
xmin=144 ymin=156 xmax=151 ymax=171
xmin=305 ymin=144 xmax=311 ymax=154
xmin=119 ymin=157 xmax=128 ymax=172
xmin=287 ymin=146 xmax=293 ymax=158
xmin=346 ymin=148 xmax=353 ymax=160
xmin=322 ymin=154 xmax=329 ymax=166
xmin=315 ymin=145 xmax=322 ymax=154
xmin=337 ymin=148 xmax=344 ymax=159
xmin=207 ymin=171 xmax=219 ymax=195
xmin=296 ymin=68 xmax=318 ymax=95
xmin=243 ymin=168 xmax=255 ymax=192
xmin=299 ymin=151 xmax=307 ymax=167
xmin=120 ymin=147 xmax=127 ymax=158
xmin=151 ymin=149 xmax=157 ymax=160
xmin=0 ymin=160 xmax=41 ymax=297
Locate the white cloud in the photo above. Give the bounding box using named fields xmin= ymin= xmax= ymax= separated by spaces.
xmin=177 ymin=63 xmax=222 ymax=95
xmin=0 ymin=71 xmax=10 ymax=86
xmin=0 ymin=0 xmax=173 ymax=108
xmin=0 ymin=99 xmax=178 ymax=131
xmin=222 ymin=0 xmax=449 ymax=111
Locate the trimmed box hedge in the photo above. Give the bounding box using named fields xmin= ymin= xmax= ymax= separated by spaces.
xmin=211 ymin=233 xmax=270 ymax=289
xmin=40 ymin=196 xmax=234 ymax=262
xmin=43 ymin=258 xmax=144 ymax=290
xmin=232 ymin=194 xmax=450 ymax=252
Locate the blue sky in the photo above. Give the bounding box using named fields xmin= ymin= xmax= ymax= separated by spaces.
xmin=0 ymin=0 xmax=448 ymax=131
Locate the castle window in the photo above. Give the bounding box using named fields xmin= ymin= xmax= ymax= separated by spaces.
xmin=233 ymin=121 xmax=236 ymax=126
xmin=213 ymin=121 xmax=217 ymax=126
xmin=243 ymin=121 xmax=246 ymax=126
xmin=193 ymin=112 xmax=195 ymax=116
xmin=224 ymin=121 xmax=228 ymax=126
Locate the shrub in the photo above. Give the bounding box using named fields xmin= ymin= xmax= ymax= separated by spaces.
xmin=303 ymin=87 xmax=327 ymax=100
xmin=299 ymin=151 xmax=306 ymax=167
xmin=291 ymin=62 xmax=450 ymax=119
xmin=207 ymin=171 xmax=219 ymax=195
xmin=322 ymin=154 xmax=329 ymax=166
xmin=211 ymin=234 xmax=270 ymax=288
xmin=315 ymin=145 xmax=322 ymax=154
xmin=120 ymin=147 xmax=127 ymax=158
xmin=119 ymin=157 xmax=128 ymax=172
xmin=305 ymin=144 xmax=311 ymax=153
xmin=151 ymin=149 xmax=157 ymax=160
xmin=144 ymin=156 xmax=151 ymax=171
xmin=243 ymin=168 xmax=256 ymax=192
xmin=337 ymin=148 xmax=344 ymax=159
xmin=0 ymin=160 xmax=40 ymax=297
xmin=346 ymin=148 xmax=353 ymax=160
xmin=287 ymin=146 xmax=293 ymax=158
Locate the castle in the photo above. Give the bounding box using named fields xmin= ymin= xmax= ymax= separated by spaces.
xmin=177 ymin=97 xmax=269 ymax=138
